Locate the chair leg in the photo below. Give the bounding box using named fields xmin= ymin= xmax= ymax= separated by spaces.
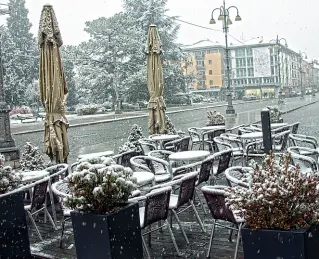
xmin=190 ymin=200 xmax=205 ymax=232
xmin=27 ymin=210 xmax=43 ymax=241
xmin=148 ymin=225 xmax=152 ymax=247
xmin=158 ymin=220 xmax=163 ymax=233
xmin=195 ymin=188 xmax=207 ymax=214
xmin=60 ymin=216 xmax=66 ymax=248
xmin=228 ymin=225 xmax=234 ymax=242
xmin=172 ymin=209 xmax=189 ymax=244
xmin=206 ymin=219 xmax=216 ymax=258
xmin=48 ymin=181 xmax=57 ymax=225
xmin=45 ymin=208 xmax=57 ymax=230
xmin=142 ymin=235 xmax=151 ymax=259
xmin=234 ymin=223 xmax=243 ymax=259
xmin=165 ymin=219 xmax=182 ymax=257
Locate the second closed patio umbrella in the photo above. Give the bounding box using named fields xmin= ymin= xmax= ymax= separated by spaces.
xmin=146 ymin=24 xmax=167 ymax=135
xmin=38 ymin=5 xmax=69 ymax=163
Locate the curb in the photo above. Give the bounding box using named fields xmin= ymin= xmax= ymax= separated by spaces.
xmin=11 ymin=99 xmax=314 ymax=136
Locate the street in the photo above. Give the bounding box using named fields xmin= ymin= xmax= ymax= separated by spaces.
xmin=12 ymin=97 xmax=317 ymax=163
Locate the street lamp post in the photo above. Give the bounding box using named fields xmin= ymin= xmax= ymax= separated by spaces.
xmin=270 ymin=35 xmax=288 ymax=105
xmin=299 ymin=51 xmax=307 ymax=99
xmin=209 ymin=0 xmax=242 ymax=115
xmin=0 ymin=4 xmax=20 ymax=165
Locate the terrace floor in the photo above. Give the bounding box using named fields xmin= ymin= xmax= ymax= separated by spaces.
xmin=29 ymin=196 xmax=244 ymax=259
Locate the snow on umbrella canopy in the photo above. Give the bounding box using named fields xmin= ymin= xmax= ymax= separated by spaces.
xmin=146 ymin=24 xmax=167 ymax=135
xmin=38 ymin=5 xmax=69 ymax=163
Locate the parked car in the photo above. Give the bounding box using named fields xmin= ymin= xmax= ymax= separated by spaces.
xmin=243 ymin=95 xmax=257 ymax=101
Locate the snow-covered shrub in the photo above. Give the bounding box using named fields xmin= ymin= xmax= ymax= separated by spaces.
xmin=267 ymin=106 xmax=282 ymax=123
xmin=192 ymin=94 xmax=204 ymax=103
xmin=76 ymin=104 xmax=98 ymax=115
xmin=226 ymin=152 xmax=319 ymax=230
xmin=65 ymin=164 xmax=137 ymax=214
xmin=165 ymin=115 xmax=177 ymax=134
xmin=101 ymin=101 xmax=113 ymax=112
xmin=20 ymin=142 xmax=46 ymax=171
xmin=75 ymin=158 xmax=115 ymax=172
xmin=78 ymin=155 xmax=115 ymax=165
xmin=0 ymin=154 xmax=22 ymax=194
xmin=9 ymin=106 xmax=31 ymax=116
xmin=118 ymin=124 xmax=144 ymax=154
xmin=206 ymin=110 xmax=225 ymax=126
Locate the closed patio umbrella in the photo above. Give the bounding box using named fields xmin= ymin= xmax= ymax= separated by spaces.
xmin=38 ymin=5 xmax=69 ymax=163
xmin=146 ymin=24 xmax=167 ymax=135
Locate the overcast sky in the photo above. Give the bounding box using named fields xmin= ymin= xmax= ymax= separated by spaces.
xmin=2 ymin=0 xmax=318 ymax=59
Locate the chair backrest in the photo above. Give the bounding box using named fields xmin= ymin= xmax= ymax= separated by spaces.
xmin=273 ymin=130 xmax=290 ymax=152
xmin=289 ymin=134 xmax=318 ymax=149
xmin=188 ymin=128 xmax=200 ymax=140
xmin=289 ymin=152 xmax=318 ymax=173
xmin=288 ymin=146 xmax=319 ymax=172
xmin=215 ymin=150 xmax=232 ymax=176
xmin=290 ymin=122 xmax=300 ymax=134
xmin=143 ymin=186 xmax=172 ymax=228
xmin=213 ymin=137 xmax=232 ymax=152
xmin=121 ymin=150 xmax=140 ymax=168
xmin=180 ymin=136 xmax=190 ymax=151
xmin=46 ymin=163 xmax=69 ymax=183
xmin=201 ymin=185 xmax=237 ymax=224
xmin=176 ymin=172 xmax=198 ymax=208
xmin=225 ymin=167 xmax=252 ymax=188
xmin=138 ymin=139 xmax=156 ymax=155
xmin=197 ymin=157 xmax=214 ymax=185
xmin=31 ymin=179 xmax=49 ymax=211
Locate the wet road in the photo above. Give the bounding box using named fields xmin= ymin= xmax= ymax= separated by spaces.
xmin=12 ymin=97 xmax=317 ymax=163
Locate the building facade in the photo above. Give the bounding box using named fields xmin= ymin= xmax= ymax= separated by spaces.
xmin=183 ymin=39 xmax=318 ymax=98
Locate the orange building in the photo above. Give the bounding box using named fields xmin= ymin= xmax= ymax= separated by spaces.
xmin=182 ymin=40 xmax=225 ymax=90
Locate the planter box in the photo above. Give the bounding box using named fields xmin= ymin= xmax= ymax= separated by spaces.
xmin=71 ymin=202 xmax=143 ymax=259
xmin=242 ymin=225 xmax=319 ymax=259
xmin=0 ymin=191 xmax=31 ymax=258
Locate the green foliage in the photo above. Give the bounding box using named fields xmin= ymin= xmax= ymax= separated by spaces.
xmin=65 ymin=164 xmax=137 ymax=214
xmin=20 ymin=142 xmax=46 ymax=171
xmin=2 ymin=0 xmax=38 ymax=106
xmin=0 ymin=154 xmax=22 ymax=194
xmin=226 ymin=153 xmax=319 ymax=230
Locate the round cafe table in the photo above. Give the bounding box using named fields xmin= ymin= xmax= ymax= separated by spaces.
xmin=200 ymin=125 xmax=225 ymax=131
xmin=240 ymin=132 xmax=263 ymax=140
xmin=151 ymin=134 xmax=180 ymax=149
xmin=77 ymin=151 xmax=114 ymax=161
xmin=255 ymin=123 xmax=288 ymax=129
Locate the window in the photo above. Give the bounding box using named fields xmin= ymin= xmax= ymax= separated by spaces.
xmin=196 ymin=61 xmax=201 ymax=66
xmin=246 ymin=48 xmax=253 ymax=56
xmin=248 ymin=68 xmax=254 ymax=77
xmin=271 ymin=66 xmax=275 ymax=75
xmin=208 ymin=60 xmax=212 ymax=65
xmin=209 ymin=70 xmax=212 ymax=75
xmin=209 ymin=80 xmax=213 ymax=85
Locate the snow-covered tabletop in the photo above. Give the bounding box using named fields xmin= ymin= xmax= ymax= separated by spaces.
xmin=200 ymin=125 xmax=225 ymax=131
xmin=77 ymin=151 xmax=114 ymax=160
xmin=20 ymin=170 xmax=49 ymax=183
xmin=169 ymin=150 xmax=210 ymax=162
xmin=255 ymin=123 xmax=288 ymax=129
xmin=151 ymin=134 xmax=180 ymax=141
xmin=133 ymin=171 xmax=155 ymax=187
xmin=240 ymin=132 xmax=263 ymax=140
xmin=151 ymin=134 xmax=180 ymax=149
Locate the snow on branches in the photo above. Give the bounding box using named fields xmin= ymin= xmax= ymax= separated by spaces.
xmin=119 ymin=124 xmax=144 ymax=154
xmin=226 ymin=152 xmax=319 ymax=230
xmin=65 ymin=164 xmax=137 ymax=214
xmin=20 ymin=142 xmax=46 ymax=171
xmin=0 ymin=154 xmax=22 ymax=194
xmin=206 ymin=110 xmax=225 ymax=126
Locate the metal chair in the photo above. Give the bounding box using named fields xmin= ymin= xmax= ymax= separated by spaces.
xmin=137 ymin=186 xmax=181 ymax=258
xmin=201 ymin=185 xmax=244 ymax=259
xmin=51 ymin=180 xmax=71 ymax=248
xmin=112 ymin=149 xmax=140 ymax=168
xmin=24 ymin=177 xmax=57 ymax=241
xmin=138 ymin=139 xmax=157 ymax=155
xmin=188 ymin=127 xmax=202 ymax=150
xmin=290 ymin=122 xmax=300 ymax=134
xmin=245 ymin=139 xmax=265 ymax=165
xmin=289 ymin=134 xmax=318 ymax=149
xmin=164 ymin=136 xmax=190 ymax=152
xmin=225 ymin=166 xmax=252 ymax=188
xmin=151 ymin=172 xmax=205 ymax=244
xmin=288 ymin=146 xmax=319 ymax=173
xmin=272 ymin=130 xmax=291 ymax=153
xmin=202 ymin=128 xmax=226 ymax=152
xmin=130 ymin=155 xmax=172 ymax=183
xmin=210 ymin=150 xmax=233 ymax=185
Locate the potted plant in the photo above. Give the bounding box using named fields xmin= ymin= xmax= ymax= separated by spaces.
xmin=118 ymin=124 xmax=144 ymax=154
xmin=0 ymin=154 xmax=31 ymax=258
xmin=65 ymin=163 xmax=143 ymax=259
xmin=267 ymin=106 xmax=283 ymax=123
xmin=206 ymin=110 xmax=225 ymax=126
xmin=19 ymin=142 xmax=47 ymax=171
xmin=226 ymin=152 xmax=319 ymax=259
